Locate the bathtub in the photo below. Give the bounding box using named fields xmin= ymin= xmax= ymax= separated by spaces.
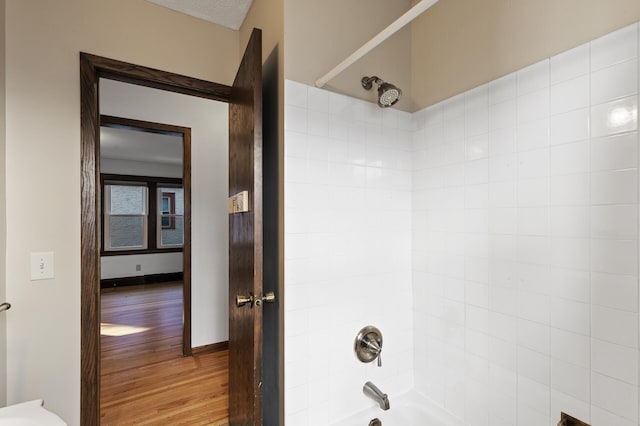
xmin=331 ymin=390 xmax=463 ymax=426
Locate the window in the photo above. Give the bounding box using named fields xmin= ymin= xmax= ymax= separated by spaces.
xmin=102 ymin=175 xmax=183 ymax=254
xmin=157 ymin=187 xmax=184 ymax=248
xmin=104 ymin=184 xmax=148 ymax=251
xmin=160 ymin=193 xmax=175 ymax=229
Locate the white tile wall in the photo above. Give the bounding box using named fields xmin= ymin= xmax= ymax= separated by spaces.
xmin=284 ymin=20 xmax=640 ymax=426
xmin=412 ymin=22 xmax=640 ymax=426
xmin=284 ymin=80 xmax=414 ymax=425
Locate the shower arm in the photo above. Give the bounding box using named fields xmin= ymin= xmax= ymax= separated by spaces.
xmin=361 ymin=76 xmax=382 ymax=90
xmin=314 ymin=0 xmax=440 ymax=88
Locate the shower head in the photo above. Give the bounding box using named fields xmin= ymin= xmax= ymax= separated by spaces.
xmin=361 ymin=76 xmax=402 ymax=108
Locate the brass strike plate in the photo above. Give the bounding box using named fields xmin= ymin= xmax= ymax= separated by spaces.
xmin=558 ymin=412 xmax=590 ymax=426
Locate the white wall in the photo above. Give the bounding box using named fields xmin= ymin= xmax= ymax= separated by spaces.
xmin=100 ymin=79 xmax=229 ymax=348
xmin=283 ymin=80 xmax=414 ymax=424
xmin=101 ymin=253 xmax=183 ymax=280
xmin=412 ymin=22 xmax=640 ymax=426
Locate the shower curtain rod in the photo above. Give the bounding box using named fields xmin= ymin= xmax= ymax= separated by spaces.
xmin=314 ymin=0 xmax=440 ymax=88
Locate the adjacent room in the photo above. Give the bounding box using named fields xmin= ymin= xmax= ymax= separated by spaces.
xmin=97 ymin=79 xmax=230 ymax=424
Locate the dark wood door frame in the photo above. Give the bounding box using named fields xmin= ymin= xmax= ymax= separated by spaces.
xmin=100 ymin=114 xmax=192 ymax=357
xmin=80 ymin=53 xmax=232 ymax=426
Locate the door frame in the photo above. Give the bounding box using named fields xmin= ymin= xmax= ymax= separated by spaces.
xmin=99 ymin=114 xmax=192 ymax=356
xmin=80 ymin=52 xmax=232 ymax=426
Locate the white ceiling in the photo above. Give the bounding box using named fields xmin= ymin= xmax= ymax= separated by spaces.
xmin=145 ymin=0 xmax=253 ymax=30
xmin=100 ymin=126 xmax=183 ymax=165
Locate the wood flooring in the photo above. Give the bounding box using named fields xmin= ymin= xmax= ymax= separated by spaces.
xmin=100 ymin=282 xmax=229 ymax=425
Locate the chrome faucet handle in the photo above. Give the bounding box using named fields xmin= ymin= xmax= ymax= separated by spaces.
xmin=363 ymin=334 xmax=382 ymax=366
xmin=364 ymin=337 xmax=380 ymax=353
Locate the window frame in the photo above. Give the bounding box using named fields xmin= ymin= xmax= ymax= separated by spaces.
xmin=103 ymin=182 xmax=149 ymax=251
xmin=156 ymin=185 xmax=184 ymax=248
xmin=101 ymin=173 xmax=183 ymax=256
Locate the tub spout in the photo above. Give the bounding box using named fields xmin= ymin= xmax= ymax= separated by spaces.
xmin=363 ymin=381 xmax=390 ymax=410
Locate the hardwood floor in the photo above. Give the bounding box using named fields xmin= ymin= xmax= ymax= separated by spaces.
xmin=100 ymin=282 xmax=229 ymax=425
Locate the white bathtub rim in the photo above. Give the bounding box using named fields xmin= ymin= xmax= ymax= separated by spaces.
xmin=405 ymin=389 xmax=464 ymax=425
xmin=329 ymin=388 xmax=464 ymax=426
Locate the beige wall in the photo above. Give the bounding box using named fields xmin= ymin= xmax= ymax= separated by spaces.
xmin=412 ymin=0 xmax=640 ymax=110
xmin=284 ymin=0 xmax=414 ymax=111
xmin=0 ymin=0 xmax=6 ymax=408
xmin=241 ymin=0 xmax=284 ymax=69
xmin=4 ymin=1 xmax=238 ymax=423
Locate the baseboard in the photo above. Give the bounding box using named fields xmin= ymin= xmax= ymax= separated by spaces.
xmin=192 ymin=341 xmax=229 ymax=355
xmin=100 ymin=272 xmax=183 ymax=288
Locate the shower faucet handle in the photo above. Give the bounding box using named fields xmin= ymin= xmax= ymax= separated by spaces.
xmin=355 ymin=326 xmax=383 ymax=367
xmin=363 ymin=336 xmax=380 ymax=351
xmin=366 ymin=338 xmax=382 ymax=367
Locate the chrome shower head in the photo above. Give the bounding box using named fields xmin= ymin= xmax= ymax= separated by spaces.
xmin=361 ymin=76 xmax=402 ymax=108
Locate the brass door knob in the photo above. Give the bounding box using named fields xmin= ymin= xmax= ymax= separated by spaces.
xmin=254 ymin=291 xmax=276 ymax=307
xmin=236 ymin=294 xmax=253 ymax=307
xmin=262 ymin=291 xmax=275 ymax=303
xmin=236 ymin=292 xmax=275 ymax=307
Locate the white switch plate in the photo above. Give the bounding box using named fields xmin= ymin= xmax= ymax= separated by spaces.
xmin=30 ymin=252 xmax=54 ymax=280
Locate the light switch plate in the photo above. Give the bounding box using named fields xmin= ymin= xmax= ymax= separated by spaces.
xmin=30 ymin=252 xmax=54 ymax=280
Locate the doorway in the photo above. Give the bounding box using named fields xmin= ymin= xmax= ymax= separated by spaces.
xmin=98 ymin=114 xmax=193 ymax=356
xmin=80 ymin=28 xmax=266 ymax=426
xmin=96 ymin=113 xmax=220 ymax=422
xmin=95 ymin=78 xmax=230 ymax=423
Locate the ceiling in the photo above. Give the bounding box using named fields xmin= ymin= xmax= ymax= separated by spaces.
xmin=145 ymin=0 xmax=253 ymax=30
xmin=100 ymin=126 xmax=183 ymax=165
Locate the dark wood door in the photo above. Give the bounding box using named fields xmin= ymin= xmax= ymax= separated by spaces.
xmin=228 ymin=28 xmax=263 ymax=426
